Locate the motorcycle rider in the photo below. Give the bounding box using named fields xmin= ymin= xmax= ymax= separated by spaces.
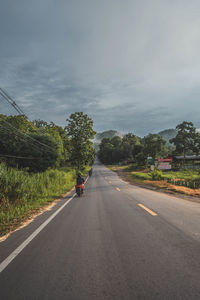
xmin=76 ymin=173 xmax=85 ymax=192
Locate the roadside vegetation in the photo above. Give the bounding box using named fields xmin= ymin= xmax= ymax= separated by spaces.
xmin=108 ymin=164 xmax=200 ymax=197
xmin=0 ymin=165 xmax=76 ymax=235
xmin=0 ymin=112 xmax=95 ymax=236
xmin=101 ymin=121 xmax=200 ymax=198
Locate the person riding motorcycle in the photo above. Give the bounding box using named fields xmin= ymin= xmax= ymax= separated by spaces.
xmin=76 ymin=173 xmax=85 ymax=193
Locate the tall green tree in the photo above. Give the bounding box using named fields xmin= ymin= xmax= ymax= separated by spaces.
xmin=98 ymin=138 xmax=114 ymax=164
xmin=142 ymin=134 xmax=166 ymax=163
xmin=33 ymin=119 xmax=72 ymax=166
xmin=65 ymin=112 xmax=96 ymax=169
xmin=121 ymin=133 xmax=140 ymax=162
xmin=170 ymin=121 xmax=200 ymax=162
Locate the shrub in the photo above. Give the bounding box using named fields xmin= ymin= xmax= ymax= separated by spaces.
xmin=131 ymin=172 xmax=151 ymax=180
xmin=0 ymin=163 xmax=77 ymax=235
xmin=150 ymin=169 xmax=163 ymax=180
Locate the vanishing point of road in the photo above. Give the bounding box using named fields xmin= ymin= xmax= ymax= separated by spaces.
xmin=0 ymin=161 xmax=200 ymax=299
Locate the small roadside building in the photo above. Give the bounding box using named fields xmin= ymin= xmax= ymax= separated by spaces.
xmin=173 ymin=155 xmax=200 ymax=169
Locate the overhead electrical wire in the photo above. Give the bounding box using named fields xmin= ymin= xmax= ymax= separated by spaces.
xmin=0 ymin=122 xmax=39 ymax=149
xmin=0 ymin=154 xmax=36 ymax=160
xmin=0 ymin=123 xmax=53 ymax=157
xmin=0 ymin=124 xmax=43 ymax=153
xmin=0 ymin=116 xmax=54 ymax=153
xmin=0 ymin=87 xmax=59 ymax=156
xmin=0 ymin=87 xmax=26 ymax=116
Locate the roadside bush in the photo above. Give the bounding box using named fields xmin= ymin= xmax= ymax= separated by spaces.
xmin=0 ymin=163 xmax=77 ymax=235
xmin=131 ymin=172 xmax=151 ymax=180
xmin=150 ymin=169 xmax=163 ymax=180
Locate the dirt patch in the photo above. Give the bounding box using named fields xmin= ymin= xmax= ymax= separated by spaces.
xmin=144 ymin=180 xmax=200 ymax=197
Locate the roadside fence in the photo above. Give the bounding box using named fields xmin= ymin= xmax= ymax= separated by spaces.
xmin=167 ymin=179 xmax=200 ymax=189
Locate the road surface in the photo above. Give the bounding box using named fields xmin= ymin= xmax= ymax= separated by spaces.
xmin=0 ymin=161 xmax=200 ymax=299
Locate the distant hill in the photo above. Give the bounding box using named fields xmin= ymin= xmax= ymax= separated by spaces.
xmin=158 ymin=129 xmax=177 ymax=145
xmin=94 ymin=128 xmax=177 ymax=152
xmin=94 ymin=130 xmax=123 ymax=152
xmin=95 ymin=130 xmax=122 ymax=141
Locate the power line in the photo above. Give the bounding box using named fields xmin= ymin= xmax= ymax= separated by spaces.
xmin=0 ymin=87 xmax=26 ymax=116
xmin=0 ymin=124 xmax=54 ymax=158
xmin=0 ymin=125 xmax=53 ymax=160
xmin=0 ymin=154 xmax=36 ymax=160
xmin=0 ymin=116 xmax=54 ymax=153
xmin=0 ymin=124 xmax=43 ymax=154
xmin=0 ymin=128 xmax=44 ymax=159
xmin=0 ymin=90 xmax=58 ymax=154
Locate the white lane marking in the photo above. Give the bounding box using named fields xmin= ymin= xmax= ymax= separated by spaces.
xmin=0 ymin=175 xmax=89 ymax=273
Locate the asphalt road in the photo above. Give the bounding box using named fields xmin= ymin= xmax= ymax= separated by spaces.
xmin=0 ymin=161 xmax=200 ymax=299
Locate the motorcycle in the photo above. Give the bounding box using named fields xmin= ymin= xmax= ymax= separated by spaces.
xmin=75 ymin=183 xmax=84 ymax=197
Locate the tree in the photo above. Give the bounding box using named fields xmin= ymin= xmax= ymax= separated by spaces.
xmin=65 ymin=112 xmax=96 ymax=169
xmin=142 ymin=134 xmax=166 ymax=163
xmin=110 ymin=136 xmax=123 ymax=162
xmin=17 ymin=133 xmax=59 ymax=172
xmin=0 ymin=115 xmax=59 ymax=172
xmin=121 ymin=133 xmax=140 ymax=162
xmin=33 ymin=119 xmax=72 ymax=166
xmin=133 ymin=143 xmax=146 ymax=166
xmin=3 ymin=114 xmax=37 ymax=133
xmin=98 ymin=138 xmax=114 ymax=164
xmin=110 ymin=136 xmax=122 ymax=147
xmin=98 ymin=133 xmax=145 ymax=165
xmin=170 ymin=121 xmax=200 ymax=163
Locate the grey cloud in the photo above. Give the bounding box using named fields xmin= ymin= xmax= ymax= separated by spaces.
xmin=1 ymin=0 xmax=200 ymax=135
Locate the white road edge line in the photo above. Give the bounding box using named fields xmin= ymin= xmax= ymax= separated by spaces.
xmin=0 ymin=175 xmax=89 ymax=273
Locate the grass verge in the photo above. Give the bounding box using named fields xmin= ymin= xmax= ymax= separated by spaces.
xmin=0 ymin=164 xmax=90 ymax=237
xmin=107 ymin=164 xmax=200 ymax=197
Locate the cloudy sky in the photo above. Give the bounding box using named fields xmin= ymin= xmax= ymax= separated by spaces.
xmin=0 ymin=0 xmax=200 ymax=136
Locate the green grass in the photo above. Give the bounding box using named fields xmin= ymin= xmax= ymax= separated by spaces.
xmin=161 ymin=170 xmax=200 ymax=180
xmin=107 ymin=163 xmax=200 ymax=192
xmin=127 ymin=169 xmax=200 ymax=182
xmin=0 ymin=163 xmax=92 ymax=236
xmin=130 ymin=172 xmax=151 ymax=180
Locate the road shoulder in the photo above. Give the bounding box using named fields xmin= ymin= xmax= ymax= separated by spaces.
xmin=107 ymin=165 xmax=200 ymax=204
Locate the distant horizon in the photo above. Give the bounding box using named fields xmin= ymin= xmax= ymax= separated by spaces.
xmin=0 ymin=110 xmax=179 ymax=137
xmin=3 ymin=110 xmax=200 ymax=138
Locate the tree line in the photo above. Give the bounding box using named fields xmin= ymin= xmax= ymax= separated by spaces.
xmin=98 ymin=121 xmax=200 ymax=165
xmin=0 ymin=112 xmax=95 ymax=172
